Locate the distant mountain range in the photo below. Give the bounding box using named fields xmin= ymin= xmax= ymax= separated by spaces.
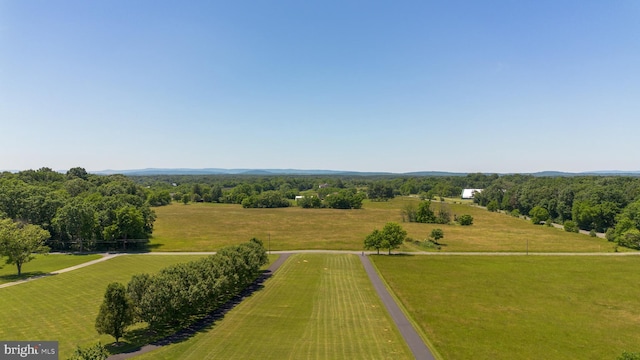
xmin=89 ymin=168 xmax=640 ymax=177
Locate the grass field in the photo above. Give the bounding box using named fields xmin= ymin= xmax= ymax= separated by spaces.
xmin=135 ymin=254 xmax=412 ymax=360
xmin=372 ymin=255 xmax=640 ymax=359
xmin=0 ymin=254 xmax=211 ymax=358
xmin=0 ymin=253 xmax=102 ymax=284
xmin=150 ymin=198 xmax=617 ymax=252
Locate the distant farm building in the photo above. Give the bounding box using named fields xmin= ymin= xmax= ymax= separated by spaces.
xmin=461 ymin=189 xmax=483 ymax=199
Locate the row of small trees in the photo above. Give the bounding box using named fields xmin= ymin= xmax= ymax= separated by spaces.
xmin=95 ymin=239 xmax=268 ymax=343
xmin=401 ymin=201 xmax=473 ymax=226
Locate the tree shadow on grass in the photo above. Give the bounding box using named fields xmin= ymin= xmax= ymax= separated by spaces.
xmin=108 ymin=269 xmax=274 ymax=358
xmin=0 ymin=271 xmax=47 ymax=284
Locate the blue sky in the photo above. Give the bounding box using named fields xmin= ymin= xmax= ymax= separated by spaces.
xmin=1 ymin=1 xmax=639 ymax=173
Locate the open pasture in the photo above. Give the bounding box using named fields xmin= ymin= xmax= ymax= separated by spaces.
xmin=135 ymin=253 xmax=412 ymax=360
xmin=150 ymin=198 xmax=616 ymax=252
xmin=0 ymin=253 xmax=101 ymax=284
xmin=0 ymin=254 xmax=210 ymax=358
xmin=372 ymin=255 xmax=640 ymax=359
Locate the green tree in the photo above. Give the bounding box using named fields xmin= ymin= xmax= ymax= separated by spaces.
xmin=95 ymin=282 xmax=134 ymax=344
xmin=430 ymin=228 xmax=444 ymax=244
xmin=486 ymin=200 xmax=500 ymax=212
xmin=324 ymin=189 xmax=365 ymax=209
xmin=66 ymin=167 xmax=89 ymax=181
xmin=210 ymin=185 xmax=223 ymax=203
xmin=380 ymin=222 xmax=407 ymax=255
xmin=457 ymin=214 xmax=473 ymax=226
xmin=53 ymin=200 xmax=97 ymax=252
xmin=0 ymin=219 xmax=50 ymax=275
xmin=364 ymin=229 xmax=383 ymax=255
xmin=297 ymin=196 xmax=322 ymax=208
xmin=367 ymin=182 xmax=394 ymax=201
xmin=415 ymin=201 xmax=436 ymax=223
xmin=529 ymin=206 xmax=550 ymax=225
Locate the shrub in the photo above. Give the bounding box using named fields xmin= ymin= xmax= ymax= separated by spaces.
xmin=297 ymin=196 xmax=322 ymax=208
xmin=242 ymin=191 xmax=290 ymax=208
xmin=420 ymin=240 xmax=441 ymax=250
xmin=563 ymin=220 xmax=579 ymax=233
xmin=529 ymin=206 xmax=550 ymax=225
xmin=430 ymin=228 xmax=444 ymax=244
xmin=511 ymin=209 xmax=521 ymax=217
xmin=589 ymin=229 xmax=597 ymax=237
xmin=458 ymin=214 xmax=473 ymax=226
xmin=68 ymin=343 xmax=109 ymax=360
xmin=486 ymin=200 xmax=499 ymax=212
xmin=618 ymin=351 xmax=640 ymax=360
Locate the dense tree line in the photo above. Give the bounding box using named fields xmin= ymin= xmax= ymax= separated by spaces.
xmin=94 ymin=239 xmax=268 ymax=343
xmin=471 ymin=175 xmax=640 ymax=248
xmin=0 ymin=167 xmax=155 ymax=251
xmin=134 ymin=173 xmax=498 ymax=206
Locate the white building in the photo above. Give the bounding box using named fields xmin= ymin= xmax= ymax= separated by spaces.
xmin=461 ymin=188 xmax=483 ymax=199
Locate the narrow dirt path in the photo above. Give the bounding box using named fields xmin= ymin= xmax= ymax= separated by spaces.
xmin=359 ymin=254 xmax=436 ymax=360
xmin=0 ymin=253 xmax=120 ymax=289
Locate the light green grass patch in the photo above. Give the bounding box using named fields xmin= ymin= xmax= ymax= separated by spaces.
xmin=372 ymin=255 xmax=640 ymax=359
xmin=136 ymin=254 xmax=412 ymax=360
xmin=150 ymin=199 xmax=617 ymax=252
xmin=0 ymin=254 xmax=209 ymax=358
xmin=0 ymin=253 xmax=102 ymax=284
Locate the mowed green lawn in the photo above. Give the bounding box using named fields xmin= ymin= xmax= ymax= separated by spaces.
xmin=135 ymin=254 xmax=412 ymax=360
xmin=150 ymin=198 xmax=617 ymax=252
xmin=372 ymin=255 xmax=640 ymax=359
xmin=0 ymin=253 xmax=102 ymax=284
xmin=0 ymin=254 xmax=209 ymax=358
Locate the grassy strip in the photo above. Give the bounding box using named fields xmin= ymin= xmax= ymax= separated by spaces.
xmin=372 ymin=255 xmax=640 ymax=359
xmin=150 ymin=199 xmax=617 ymax=252
xmin=135 ymin=254 xmax=412 ymax=360
xmin=0 ymin=253 xmax=102 ymax=284
xmin=0 ymin=255 xmax=209 ymax=358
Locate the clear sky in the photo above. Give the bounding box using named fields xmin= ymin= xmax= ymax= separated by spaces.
xmin=1 ymin=1 xmax=639 ymax=173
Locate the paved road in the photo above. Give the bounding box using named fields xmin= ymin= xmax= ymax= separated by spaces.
xmin=359 ymin=254 xmax=436 ymax=360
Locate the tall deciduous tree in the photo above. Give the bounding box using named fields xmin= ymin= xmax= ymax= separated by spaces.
xmin=0 ymin=219 xmax=50 ymax=275
xmin=416 ymin=201 xmax=436 ymax=223
xmin=95 ymin=282 xmax=134 ymax=344
xmin=364 ymin=229 xmax=383 ymax=254
xmin=52 ymin=200 xmax=97 ymax=252
xmin=381 ymin=222 xmax=407 ymax=255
